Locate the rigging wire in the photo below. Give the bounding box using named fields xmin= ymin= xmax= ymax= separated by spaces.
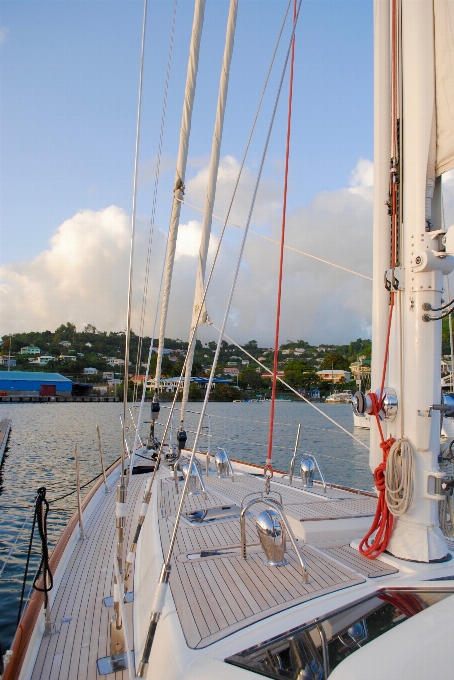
xmin=133 ymin=0 xmax=179 ymax=401
xmin=152 ymin=0 xmax=292 ymax=400
xmin=142 ymin=0 xmax=294 ymax=479
xmin=167 ymin=0 xmax=303 ymax=577
xmin=122 ymin=0 xmax=148 ymax=473
xmin=177 ymin=197 xmax=372 ymax=281
xmin=152 ymin=420 xmax=370 ymax=467
xmin=211 ymin=323 xmax=369 ymax=450
xmin=266 ymin=0 xmax=296 ymax=479
xmin=137 ymin=7 xmax=303 ymax=670
xmin=159 ymin=404 xmax=345 ymax=433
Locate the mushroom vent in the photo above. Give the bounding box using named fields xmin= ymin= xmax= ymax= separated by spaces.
xmin=255 ymin=509 xmax=288 ymax=567
xmin=300 ymin=458 xmax=315 ymax=488
xmin=182 ymin=462 xmax=200 ymax=495
xmin=215 ymin=450 xmax=230 ymax=478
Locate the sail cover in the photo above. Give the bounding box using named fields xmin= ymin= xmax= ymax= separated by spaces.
xmin=435 ymin=0 xmax=454 ymax=176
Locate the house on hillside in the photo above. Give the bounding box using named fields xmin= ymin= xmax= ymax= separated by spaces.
xmin=29 ymin=355 xmax=54 ymax=365
xmin=223 ymin=367 xmax=239 ymax=377
xmin=20 ymin=346 xmax=40 ymax=355
xmin=316 ymin=369 xmax=351 ymax=384
xmin=83 ymin=367 xmax=98 ymax=375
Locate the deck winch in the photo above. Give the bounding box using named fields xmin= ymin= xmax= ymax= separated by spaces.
xmin=351 ymin=387 xmax=398 ymax=421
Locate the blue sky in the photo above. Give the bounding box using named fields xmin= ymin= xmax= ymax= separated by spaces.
xmin=1 ymin=0 xmax=373 ymax=264
xmin=0 ymin=0 xmax=379 ymax=343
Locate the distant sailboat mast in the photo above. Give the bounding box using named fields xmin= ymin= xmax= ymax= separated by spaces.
xmin=179 ymin=0 xmax=239 ymax=426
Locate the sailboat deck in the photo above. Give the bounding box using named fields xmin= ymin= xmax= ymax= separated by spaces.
xmin=27 ymin=464 xmax=383 ymax=677
xmin=157 ymin=469 xmax=388 ymax=649
xmin=29 ymin=462 xmax=161 ymax=680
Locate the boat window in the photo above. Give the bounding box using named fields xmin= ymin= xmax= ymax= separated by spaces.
xmin=225 ymin=588 xmax=454 ymax=679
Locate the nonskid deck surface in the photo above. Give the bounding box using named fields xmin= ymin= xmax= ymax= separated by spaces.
xmin=157 ymin=469 xmax=391 ymax=650
xmin=28 ymin=463 xmax=382 ymax=678
xmin=159 ymin=520 xmax=365 ymax=649
xmin=29 ymin=460 xmax=162 ymax=680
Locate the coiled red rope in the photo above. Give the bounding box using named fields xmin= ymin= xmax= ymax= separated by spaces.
xmin=359 ymin=295 xmax=396 ymax=559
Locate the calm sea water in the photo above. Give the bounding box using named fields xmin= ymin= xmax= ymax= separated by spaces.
xmin=0 ymin=401 xmax=370 ymax=648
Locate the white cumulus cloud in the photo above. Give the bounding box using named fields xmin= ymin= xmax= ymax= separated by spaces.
xmin=0 ymin=158 xmax=375 ymax=345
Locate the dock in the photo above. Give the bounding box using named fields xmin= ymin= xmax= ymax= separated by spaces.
xmin=0 ymin=417 xmax=12 ymax=465
xmin=0 ymin=396 xmax=119 ymax=403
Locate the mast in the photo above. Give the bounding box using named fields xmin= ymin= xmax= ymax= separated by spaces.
xmin=180 ymin=0 xmax=238 ymax=424
xmin=386 ymin=0 xmax=451 ymax=561
xmin=154 ymin=0 xmax=206 ymax=391
xmin=365 ymin=0 xmax=454 ymax=562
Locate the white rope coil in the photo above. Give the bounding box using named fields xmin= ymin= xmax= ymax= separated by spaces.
xmin=385 ymin=437 xmax=415 ymax=516
xmin=439 ymin=439 xmax=454 ymax=537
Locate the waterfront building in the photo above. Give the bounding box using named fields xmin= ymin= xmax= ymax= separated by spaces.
xmin=0 ymin=371 xmax=72 ymax=396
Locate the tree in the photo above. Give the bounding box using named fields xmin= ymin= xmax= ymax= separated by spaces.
xmin=284 ymin=362 xmax=320 ymax=391
xmin=319 ymin=353 xmax=349 ymax=371
xmin=209 ymin=385 xmax=239 ymax=401
xmin=238 ymin=368 xmax=265 ymax=391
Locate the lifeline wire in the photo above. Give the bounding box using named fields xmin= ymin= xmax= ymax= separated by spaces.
xmin=212 ymin=324 xmax=369 ymax=450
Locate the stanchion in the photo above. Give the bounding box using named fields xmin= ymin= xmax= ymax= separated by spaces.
xmin=97 ymin=425 xmax=110 ymax=493
xmin=74 ymin=445 xmax=85 ymax=540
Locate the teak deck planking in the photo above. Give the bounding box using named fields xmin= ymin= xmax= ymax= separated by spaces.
xmin=28 ymin=461 xmax=386 ymax=678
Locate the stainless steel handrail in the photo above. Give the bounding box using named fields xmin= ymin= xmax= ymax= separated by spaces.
xmin=240 ymin=497 xmax=308 ymax=583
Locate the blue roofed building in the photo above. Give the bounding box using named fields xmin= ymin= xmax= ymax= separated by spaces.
xmin=0 ymin=371 xmax=72 ymax=397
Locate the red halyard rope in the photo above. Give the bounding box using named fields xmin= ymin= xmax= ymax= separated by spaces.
xmin=266 ymin=1 xmax=296 ymax=480
xmin=358 ymin=0 xmax=400 ymax=560
xmin=359 ymin=295 xmax=396 ymax=560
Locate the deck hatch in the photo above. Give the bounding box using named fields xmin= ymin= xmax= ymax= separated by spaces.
xmin=225 ymin=587 xmax=454 ymax=679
